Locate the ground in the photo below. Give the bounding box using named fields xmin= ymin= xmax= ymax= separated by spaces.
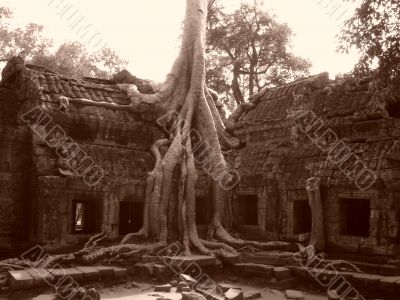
xmin=0 ymin=279 xmax=328 ymax=300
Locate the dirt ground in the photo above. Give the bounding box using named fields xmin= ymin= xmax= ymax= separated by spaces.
xmin=0 ymin=279 xmax=328 ymax=300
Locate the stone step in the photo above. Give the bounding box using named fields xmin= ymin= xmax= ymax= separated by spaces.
xmin=162 ymin=255 xmax=218 ymax=268
xmin=7 ymin=265 xmax=128 ymax=290
xmin=26 ymin=268 xmax=54 ymax=286
xmin=232 ymin=263 xmax=275 ymax=278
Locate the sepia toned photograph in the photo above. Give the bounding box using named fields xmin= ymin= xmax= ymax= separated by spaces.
xmin=0 ymin=0 xmax=399 ymax=299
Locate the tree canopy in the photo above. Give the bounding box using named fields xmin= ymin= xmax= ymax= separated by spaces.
xmin=339 ymin=0 xmax=400 ymax=84
xmin=206 ymin=1 xmax=311 ymax=109
xmin=0 ymin=6 xmax=127 ymax=79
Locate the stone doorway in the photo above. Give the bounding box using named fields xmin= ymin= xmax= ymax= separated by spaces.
xmin=119 ymin=201 xmax=143 ymax=235
xmin=235 ymin=194 xmax=258 ymax=226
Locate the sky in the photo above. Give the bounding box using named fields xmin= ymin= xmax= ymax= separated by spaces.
xmin=2 ymin=0 xmax=360 ymax=82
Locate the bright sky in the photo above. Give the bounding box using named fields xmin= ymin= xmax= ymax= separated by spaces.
xmin=2 ymin=0 xmax=360 ymax=82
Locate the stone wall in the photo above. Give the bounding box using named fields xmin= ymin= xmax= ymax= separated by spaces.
xmin=0 ymin=88 xmax=32 ymax=250
xmin=228 ymin=75 xmax=400 ymax=257
xmin=27 ymin=105 xmax=163 ymax=248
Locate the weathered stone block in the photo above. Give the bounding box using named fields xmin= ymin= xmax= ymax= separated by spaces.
xmin=379 ymin=276 xmax=400 ymax=293
xmin=243 ymin=291 xmax=261 ymax=300
xmin=48 ymin=268 xmax=66 ymax=280
xmin=63 ymin=268 xmax=84 ymax=281
xmin=95 ymin=266 xmax=114 ymax=279
xmin=8 ymin=270 xmax=34 ymax=290
xmin=181 ymin=292 xmax=207 ymax=300
xmin=181 ymin=286 xmax=191 ymax=293
xmin=26 ymin=268 xmax=54 ymax=286
xmin=224 ymin=288 xmax=243 ymax=300
xmin=180 ymin=273 xmax=198 ymax=286
xmin=219 ymin=283 xmax=241 ymax=292
xmin=113 ymin=267 xmax=128 ymax=279
xmin=232 ymin=263 xmax=274 ymax=277
xmin=75 ymin=266 xmax=100 ymax=281
xmin=133 ymin=263 xmax=153 ymax=277
xmin=327 ymin=289 xmax=340 ymax=300
xmin=154 ymin=284 xmax=172 ymax=292
xmin=164 ymin=255 xmax=217 ymax=268
xmin=153 ymin=264 xmax=173 ymax=280
xmin=274 ymin=267 xmax=292 ymax=280
xmin=196 ymin=288 xmax=224 ymax=300
xmin=285 ymin=290 xmax=304 ymax=300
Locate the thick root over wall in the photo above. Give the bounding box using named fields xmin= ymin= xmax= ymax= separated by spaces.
xmin=112 ymin=0 xmax=295 ymax=258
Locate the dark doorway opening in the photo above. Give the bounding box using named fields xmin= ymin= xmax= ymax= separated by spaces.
xmin=72 ymin=200 xmax=99 ymax=234
xmin=340 ymin=198 xmax=370 ymax=237
xmin=236 ymin=195 xmax=258 ymax=226
xmin=387 ymin=102 xmax=400 ymax=119
xmin=293 ymin=200 xmax=312 ymax=234
xmin=119 ymin=201 xmax=143 ymax=235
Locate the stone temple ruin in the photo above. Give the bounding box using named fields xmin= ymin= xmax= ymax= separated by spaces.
xmin=0 ymin=57 xmax=400 ymax=298
xmin=1 ymin=57 xmax=400 ymax=262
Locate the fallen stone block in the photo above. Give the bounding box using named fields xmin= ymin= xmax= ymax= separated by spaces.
xmin=177 ymin=281 xmax=190 ymax=292
xmin=327 ymin=289 xmax=340 ymax=300
xmin=153 ymin=264 xmax=173 ymax=280
xmin=85 ymin=287 xmax=101 ymax=300
xmin=26 ymin=268 xmax=54 ymax=286
xmin=170 ymin=280 xmax=179 ymax=287
xmin=94 ymin=266 xmax=114 ymax=279
xmin=196 ymin=288 xmax=224 ymax=300
xmin=274 ymin=267 xmax=292 ymax=280
xmin=181 ymin=286 xmax=191 ymax=293
xmin=75 ymin=266 xmax=100 ymax=281
xmin=154 ymin=284 xmax=172 ymax=292
xmin=284 ymin=290 xmax=304 ymax=300
xmin=224 ymin=288 xmax=243 ymax=300
xmin=243 ymin=291 xmax=261 ymax=300
xmin=219 ymin=283 xmax=241 ymax=292
xmin=180 ymin=274 xmax=198 ymax=286
xmin=182 ymin=292 xmax=207 ymax=300
xmin=8 ymin=270 xmax=34 ymax=290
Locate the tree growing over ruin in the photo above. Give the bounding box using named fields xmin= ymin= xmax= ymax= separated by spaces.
xmin=60 ymin=0 xmax=293 ymax=262
xmin=0 ymin=1 xmax=296 ymax=271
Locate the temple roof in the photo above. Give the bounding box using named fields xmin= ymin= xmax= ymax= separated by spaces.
xmin=0 ymin=57 xmax=156 ymax=113
xmin=231 ymin=72 xmax=389 ymax=132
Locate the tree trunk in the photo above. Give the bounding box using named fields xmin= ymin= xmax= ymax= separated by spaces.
xmin=306 ymin=177 xmax=326 ymax=252
xmin=231 ymin=62 xmax=245 ymax=105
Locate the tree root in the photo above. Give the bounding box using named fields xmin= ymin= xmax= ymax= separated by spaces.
xmin=213 ymin=223 xmax=297 ymax=252
xmin=76 ymin=242 xmax=166 ymax=265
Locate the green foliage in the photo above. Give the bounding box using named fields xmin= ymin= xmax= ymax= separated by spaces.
xmin=206 ymin=1 xmax=311 ymax=108
xmin=339 ymin=0 xmax=400 ymax=84
xmin=30 ymin=42 xmax=127 ymax=79
xmin=0 ymin=5 xmax=127 ymax=79
xmin=0 ymin=8 xmax=52 ymax=59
